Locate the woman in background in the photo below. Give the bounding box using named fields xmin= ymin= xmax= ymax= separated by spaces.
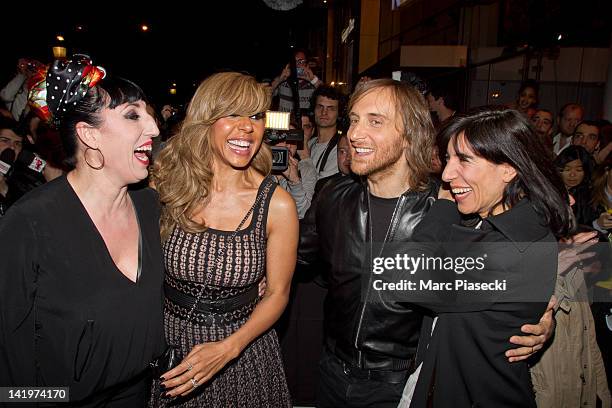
xmin=511 ymin=80 xmax=539 ymax=117
xmin=555 ymin=145 xmax=597 ymax=225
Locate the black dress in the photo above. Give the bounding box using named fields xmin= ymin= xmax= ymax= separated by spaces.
xmin=0 ymin=176 xmax=166 ymax=407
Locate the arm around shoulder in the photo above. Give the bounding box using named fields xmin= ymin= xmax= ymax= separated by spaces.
xmin=298 ymin=182 xmax=323 ymax=265
xmin=413 ymin=198 xmax=461 ymax=243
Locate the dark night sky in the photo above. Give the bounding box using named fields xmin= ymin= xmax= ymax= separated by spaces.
xmin=4 ymin=1 xmax=326 ymax=106
xmin=7 ymin=0 xmax=610 ymax=108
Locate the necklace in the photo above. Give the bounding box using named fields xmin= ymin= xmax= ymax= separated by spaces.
xmin=354 ymin=191 xmax=402 ymax=351
xmin=367 ymin=192 xmax=402 ymax=257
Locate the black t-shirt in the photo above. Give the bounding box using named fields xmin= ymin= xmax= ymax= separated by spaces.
xmin=369 ymin=193 xmax=399 ymax=243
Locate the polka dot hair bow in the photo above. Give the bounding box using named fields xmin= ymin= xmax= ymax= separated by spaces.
xmin=44 ymin=54 xmax=106 ymax=123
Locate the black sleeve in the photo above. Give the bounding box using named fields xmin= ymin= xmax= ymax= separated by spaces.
xmin=380 ymin=199 xmax=458 ymax=309
xmin=412 ymin=199 xmax=461 ymax=242
xmin=0 ymin=206 xmax=39 ymax=386
xmin=297 ymin=185 xmax=323 ymax=266
xmin=580 ymin=203 xmax=601 ymax=227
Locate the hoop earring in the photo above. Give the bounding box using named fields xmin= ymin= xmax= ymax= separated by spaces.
xmin=84 ymin=147 xmax=105 ymax=170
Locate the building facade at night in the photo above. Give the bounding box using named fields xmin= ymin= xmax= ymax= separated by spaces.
xmin=323 ymin=0 xmax=611 ymax=118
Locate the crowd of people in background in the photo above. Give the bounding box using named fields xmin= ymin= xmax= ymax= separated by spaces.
xmin=0 ymin=48 xmax=610 ymax=408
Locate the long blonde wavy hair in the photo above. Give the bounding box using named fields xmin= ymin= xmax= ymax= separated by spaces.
xmin=153 ymin=72 xmax=272 ymax=241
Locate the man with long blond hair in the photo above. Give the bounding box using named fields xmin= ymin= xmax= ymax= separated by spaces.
xmin=150 ymin=72 xmax=297 ymax=407
xmin=299 ymin=79 xmax=555 ymax=407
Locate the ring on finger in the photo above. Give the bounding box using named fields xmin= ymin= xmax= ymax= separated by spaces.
xmin=190 ymin=377 xmax=199 ymax=388
xmin=186 ymin=361 xmax=193 ymax=371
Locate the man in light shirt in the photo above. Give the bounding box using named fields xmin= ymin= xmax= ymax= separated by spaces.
xmin=308 ymin=86 xmax=346 ymax=179
xmin=553 ymin=103 xmax=584 ymax=155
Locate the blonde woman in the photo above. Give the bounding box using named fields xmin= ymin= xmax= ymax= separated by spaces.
xmin=150 ymin=72 xmax=297 ymax=407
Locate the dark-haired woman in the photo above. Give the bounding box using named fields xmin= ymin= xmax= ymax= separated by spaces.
xmin=0 ymin=55 xmax=165 ymax=406
xmin=555 ymin=145 xmax=597 ymax=226
xmin=398 ymin=107 xmax=573 ymax=407
xmin=510 ymin=80 xmax=539 ymax=117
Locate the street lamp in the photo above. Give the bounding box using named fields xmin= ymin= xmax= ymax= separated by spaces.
xmin=52 ymin=34 xmax=66 ymax=59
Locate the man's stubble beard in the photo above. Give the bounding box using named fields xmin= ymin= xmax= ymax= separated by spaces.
xmin=350 ymin=140 xmax=406 ymax=179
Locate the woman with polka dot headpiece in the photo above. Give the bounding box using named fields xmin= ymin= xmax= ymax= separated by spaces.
xmin=0 ymin=54 xmax=166 ymax=406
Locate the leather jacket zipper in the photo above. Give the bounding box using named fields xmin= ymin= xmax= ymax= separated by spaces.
xmin=353 ymin=193 xmax=406 ymax=360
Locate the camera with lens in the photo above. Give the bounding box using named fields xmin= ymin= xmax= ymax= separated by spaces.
xmin=264 ymin=111 xmax=304 ymax=172
xmin=271 ymin=148 xmax=289 ymax=172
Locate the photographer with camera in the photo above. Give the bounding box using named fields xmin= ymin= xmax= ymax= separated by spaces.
xmin=0 ymin=117 xmax=24 ymax=215
xmin=0 ymin=111 xmax=68 ymax=213
xmin=1 ymin=58 xmax=44 ymax=122
xmin=271 ymin=49 xmax=322 ymax=113
xmin=270 ymin=117 xmax=317 ymax=219
xmin=159 ymin=104 xmax=183 ymax=139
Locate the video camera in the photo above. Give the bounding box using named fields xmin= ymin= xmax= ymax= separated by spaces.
xmin=264 ymin=111 xmax=304 ymax=172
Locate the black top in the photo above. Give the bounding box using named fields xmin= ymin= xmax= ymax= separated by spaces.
xmin=369 ymin=194 xmax=399 ymax=243
xmin=407 ymin=199 xmax=557 ymax=408
xmin=569 ymin=184 xmax=599 ymax=226
xmin=0 ymin=176 xmax=165 ymax=405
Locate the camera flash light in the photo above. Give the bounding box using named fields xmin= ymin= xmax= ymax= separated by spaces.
xmin=265 ymin=111 xmax=290 ymax=130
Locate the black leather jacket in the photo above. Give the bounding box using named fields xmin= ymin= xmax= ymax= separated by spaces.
xmin=299 ymin=175 xmax=438 ymax=370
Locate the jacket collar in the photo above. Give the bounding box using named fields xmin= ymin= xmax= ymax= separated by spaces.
xmin=483 ymin=199 xmax=550 ymax=250
xmin=361 ymin=177 xmax=439 ymax=199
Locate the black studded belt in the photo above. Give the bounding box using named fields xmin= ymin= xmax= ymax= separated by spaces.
xmin=164 ymin=281 xmax=259 ymax=314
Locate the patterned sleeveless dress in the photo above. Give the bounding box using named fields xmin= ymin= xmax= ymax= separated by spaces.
xmin=150 ymin=177 xmax=291 ymax=407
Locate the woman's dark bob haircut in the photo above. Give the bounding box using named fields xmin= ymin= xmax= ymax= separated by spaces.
xmin=553 ymin=145 xmax=593 ymax=189
xmin=439 ymin=106 xmax=574 ymax=238
xmin=56 ymin=77 xmax=146 ymax=168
